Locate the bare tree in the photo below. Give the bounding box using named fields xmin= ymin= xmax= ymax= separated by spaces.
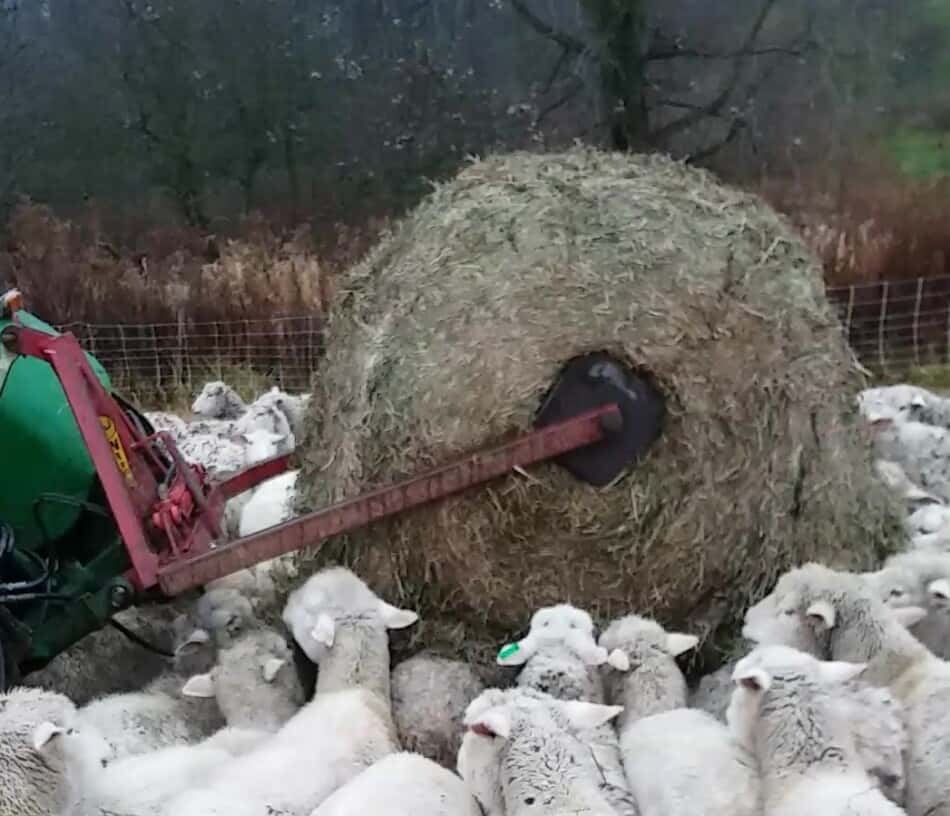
xmin=510 ymin=0 xmax=817 ymax=158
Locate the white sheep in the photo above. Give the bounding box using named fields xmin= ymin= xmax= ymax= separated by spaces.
xmin=496 ymin=603 xmax=633 ymax=815
xmin=728 ymin=644 xmax=904 ymax=816
xmin=0 ymin=687 xmax=81 ymax=816
xmin=181 ymin=627 xmax=305 ymax=732
xmin=77 ymin=669 xmax=225 ymax=761
xmin=192 ymin=380 xmax=248 ymax=420
xmin=244 ymin=386 xmax=311 ymax=442
xmin=598 ymin=614 xmax=758 ymax=816
xmin=74 ymin=587 xmax=262 ymax=760
xmin=905 ymin=503 xmax=950 ymax=537
xmin=222 ymin=428 xmax=291 ymax=540
xmin=234 ymin=400 xmax=296 ymax=444
xmin=309 ymin=751 xmax=482 ymax=816
xmin=859 ymin=385 xmax=933 ymax=425
xmin=177 ymin=431 xmax=250 ymax=479
xmin=875 ymin=551 xmax=950 ymax=658
xmin=458 ymin=686 xmax=624 ymax=816
xmin=165 ymin=686 xmax=398 ymax=816
xmin=390 ymin=653 xmax=486 ymax=769
xmin=742 ymin=562 xmax=950 ymax=816
xmin=870 ymin=419 xmax=950 ymax=503
xmin=874 ymin=459 xmax=942 ymax=505
xmin=163 ymin=568 xmax=421 ymax=815
xmin=497 ymin=603 xmax=609 ymax=700
xmin=688 ymin=649 xmax=910 ymax=805
xmin=238 ymin=470 xmax=299 ymax=537
xmin=32 ymin=717 xmax=265 ymax=816
xmin=145 ymin=410 xmax=189 ymax=440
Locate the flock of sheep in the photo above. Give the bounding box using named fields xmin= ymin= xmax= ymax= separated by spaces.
xmin=5 ymin=380 xmax=950 ymax=815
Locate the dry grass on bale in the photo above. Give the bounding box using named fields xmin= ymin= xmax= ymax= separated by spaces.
xmin=292 ymin=146 xmax=905 ymax=672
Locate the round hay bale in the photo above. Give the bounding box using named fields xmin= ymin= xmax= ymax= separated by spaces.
xmin=293 ymin=147 xmax=904 ymax=666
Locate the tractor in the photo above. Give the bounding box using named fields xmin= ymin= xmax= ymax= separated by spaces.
xmin=0 ymin=287 xmax=664 ymax=689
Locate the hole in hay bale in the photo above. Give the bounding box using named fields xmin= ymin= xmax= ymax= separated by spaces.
xmin=535 ymin=351 xmax=666 ymax=487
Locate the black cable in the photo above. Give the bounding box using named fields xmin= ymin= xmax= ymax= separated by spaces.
xmin=107 ymin=619 xmax=176 ymax=659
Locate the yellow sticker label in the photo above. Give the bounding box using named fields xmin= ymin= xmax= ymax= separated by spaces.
xmin=99 ymin=416 xmax=133 ymax=480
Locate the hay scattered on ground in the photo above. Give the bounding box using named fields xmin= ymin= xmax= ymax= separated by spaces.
xmin=293 ymin=147 xmax=904 ymax=670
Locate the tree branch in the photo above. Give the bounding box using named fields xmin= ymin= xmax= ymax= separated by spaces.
xmin=508 ymin=0 xmax=585 ymax=55
xmin=648 ymin=42 xmax=818 ymax=61
xmin=534 ymin=79 xmax=584 ymax=127
xmin=650 ymin=0 xmax=781 ymax=142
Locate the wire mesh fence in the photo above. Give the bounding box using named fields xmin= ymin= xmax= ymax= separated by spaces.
xmin=59 ymin=314 xmax=324 ymax=404
xmin=56 ymin=275 xmax=950 ymax=406
xmin=826 ymin=276 xmax=950 ymax=374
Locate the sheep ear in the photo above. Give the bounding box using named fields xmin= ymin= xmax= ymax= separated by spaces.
xmin=182 ymin=673 xmax=216 ymax=698
xmin=665 ymin=633 xmax=699 ymax=657
xmin=497 ymin=636 xmax=534 ymax=666
xmin=33 ymin=722 xmax=65 ymax=753
xmin=262 ymin=658 xmax=286 ymax=683
xmin=927 ymin=579 xmax=950 ymax=602
xmin=806 ymin=600 xmax=836 ymax=630
xmin=606 ymin=647 xmax=631 ymax=672
xmin=559 ymin=700 xmax=624 ymax=731
xmin=818 ymin=660 xmax=867 ymax=684
xmin=310 ymin=612 xmax=336 ymax=647
xmin=732 ymin=665 xmax=771 ymax=693
xmin=377 ymin=600 xmax=419 ymax=630
xmin=466 ymin=709 xmax=512 ymax=740
xmin=176 ymin=628 xmax=210 ymax=654
xmin=911 ymin=395 xmax=927 ymax=407
xmin=892 ymin=606 xmax=927 ymax=628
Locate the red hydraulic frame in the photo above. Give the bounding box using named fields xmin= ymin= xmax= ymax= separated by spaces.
xmin=4 ymin=316 xmax=620 ymax=598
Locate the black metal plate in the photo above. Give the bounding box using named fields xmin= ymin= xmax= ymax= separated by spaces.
xmin=534 ymin=352 xmax=665 ymax=487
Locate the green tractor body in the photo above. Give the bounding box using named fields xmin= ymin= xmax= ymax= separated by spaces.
xmin=0 ymin=309 xmax=134 ymax=678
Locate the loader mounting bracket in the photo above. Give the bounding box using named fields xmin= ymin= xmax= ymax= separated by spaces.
xmin=535 ymin=352 xmax=665 ymax=486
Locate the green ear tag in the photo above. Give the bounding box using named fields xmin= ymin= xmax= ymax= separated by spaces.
xmin=498 ymin=643 xmax=520 ymax=660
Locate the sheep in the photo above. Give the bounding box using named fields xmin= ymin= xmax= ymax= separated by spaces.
xmin=309 ymin=751 xmax=482 ymax=816
xmin=163 ymin=568 xmax=421 ymax=814
xmin=243 ymin=386 xmax=311 ymax=442
xmin=905 ymin=503 xmax=950 ymax=537
xmin=192 ymin=380 xmax=248 ymax=420
xmin=458 ymin=686 xmax=624 ymax=816
xmin=221 ymin=427 xmax=291 ymax=541
xmin=497 ymin=603 xmax=609 ymax=701
xmin=874 ymin=459 xmax=942 ymax=506
xmin=181 ymin=627 xmax=305 ymax=732
xmin=77 ymin=669 xmax=226 ymax=761
xmin=727 ymin=644 xmax=904 ymax=816
xmin=390 ymin=652 xmax=486 ymax=769
xmin=0 ymin=687 xmax=81 ymax=816
xmin=741 ymin=561 xmax=950 ymax=816
xmin=496 ymin=604 xmax=635 ymax=815
xmin=32 ymin=717 xmax=262 ymax=816
xmin=281 ymin=566 xmax=417 ymax=707
xmin=238 ymin=470 xmax=299 ymax=537
xmin=870 ymin=419 xmax=950 ymax=503
xmin=233 ymin=399 xmax=296 ymax=444
xmin=875 ymin=551 xmax=950 ymax=658
xmin=177 ymin=431 xmax=249 ymax=479
xmin=164 ymin=686 xmax=399 ymax=816
xmin=598 ymin=614 xmax=758 ymax=816
xmin=145 ymin=410 xmax=189 ymax=440
xmin=73 ymin=587 xmax=262 ymax=760
xmin=859 ymin=385 xmax=933 ymax=425
xmin=688 ymin=650 xmax=910 ymax=805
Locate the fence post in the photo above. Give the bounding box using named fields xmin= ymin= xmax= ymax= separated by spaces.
xmin=877 ymin=280 xmax=889 ymax=373
xmin=913 ymin=277 xmax=924 ymax=369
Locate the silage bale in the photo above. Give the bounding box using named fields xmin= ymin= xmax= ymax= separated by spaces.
xmin=293 ymin=147 xmax=904 ymax=663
